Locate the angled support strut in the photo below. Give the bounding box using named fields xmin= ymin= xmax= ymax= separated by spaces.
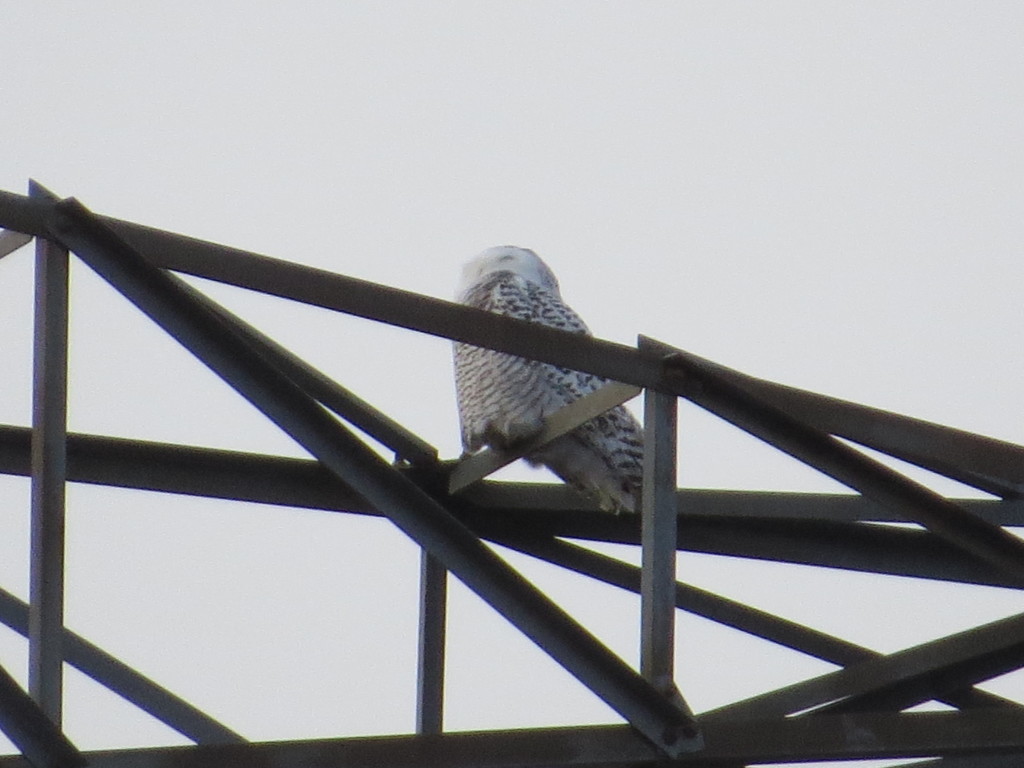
xmin=43 ymin=196 xmax=701 ymax=757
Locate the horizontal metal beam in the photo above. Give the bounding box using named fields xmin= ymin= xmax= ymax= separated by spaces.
xmin=448 ymin=382 xmax=640 ymax=493
xmin=0 ymin=425 xmax=1017 ymax=586
xmin=892 ymin=754 xmax=1024 ymax=768
xmin=1 ymin=710 xmax=1024 ymax=767
xmin=9 ymin=423 xmax=1024 ymax=524
xmin=467 ymin=482 xmax=1024 ymax=527
xmin=0 ymin=425 xmax=364 ymax=512
xmin=0 ymin=586 xmax=245 ymax=744
xmin=43 ymin=196 xmax=698 ymax=756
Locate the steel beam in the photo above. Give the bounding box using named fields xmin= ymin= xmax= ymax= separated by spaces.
xmin=498 ymin=535 xmax=1018 ymax=711
xmin=653 ymin=342 xmax=1024 ymax=586
xmin=0 ymin=661 xmax=84 ymax=768
xmin=892 ymin=754 xmax=1024 ymax=768
xmin=702 ymin=610 xmax=1024 ymax=723
xmin=28 ymin=189 xmax=69 ymax=725
xmin=663 ymin=515 xmax=1021 ymax=588
xmin=0 ymin=423 xmax=1017 ymax=585
xmin=0 ymin=586 xmax=244 ymax=744
xmin=1 ymin=424 xmax=1023 ymax=528
xmin=0 ymin=230 xmax=31 ymax=260
xmin=43 ymin=197 xmax=699 ymax=756
xmin=639 ymin=357 xmax=681 ymax=702
xmin=0 ymin=425 xmax=368 ymax=513
xmin=815 ymin=620 xmax=1024 ymax=715
xmin=3 ymin=189 xmax=1024 ymax=497
xmin=116 ymin=218 xmax=1024 ymax=499
xmin=0 ymin=188 xmax=660 ymax=387
xmin=478 ymin=507 xmax=1022 ymax=589
xmin=448 ymin=382 xmax=640 ymax=494
xmin=2 ymin=710 xmax=1024 ymax=767
xmin=415 ymin=551 xmax=446 ymax=735
xmin=175 ymin=280 xmax=437 ymax=466
xmin=0 ymin=424 xmax=1017 ymax=585
xmin=683 ymin=350 xmax=1024 ymax=498
xmin=0 ymin=186 xmax=1022 ymax=764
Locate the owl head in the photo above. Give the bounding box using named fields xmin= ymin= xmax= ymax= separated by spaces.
xmin=457 ymin=246 xmax=561 ymax=300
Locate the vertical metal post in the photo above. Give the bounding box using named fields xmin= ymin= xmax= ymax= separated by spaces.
xmin=416 ymin=550 xmax=447 ymax=734
xmin=640 ymin=382 xmax=679 ymax=695
xmin=637 ymin=338 xmax=700 ymax=746
xmin=28 ymin=182 xmax=69 ymax=724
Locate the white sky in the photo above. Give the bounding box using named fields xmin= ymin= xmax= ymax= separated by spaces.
xmin=1 ymin=3 xmax=1023 ymax=766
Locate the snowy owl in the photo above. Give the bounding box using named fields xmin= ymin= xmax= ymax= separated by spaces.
xmin=453 ymin=246 xmax=644 ymax=513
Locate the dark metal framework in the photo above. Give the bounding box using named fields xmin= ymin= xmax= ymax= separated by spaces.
xmin=0 ymin=182 xmax=1021 ymax=766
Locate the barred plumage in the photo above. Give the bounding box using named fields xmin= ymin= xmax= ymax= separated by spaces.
xmin=453 ymin=246 xmax=644 ymax=513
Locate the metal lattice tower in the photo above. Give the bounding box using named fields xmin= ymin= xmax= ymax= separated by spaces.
xmin=0 ymin=181 xmax=1023 ymax=767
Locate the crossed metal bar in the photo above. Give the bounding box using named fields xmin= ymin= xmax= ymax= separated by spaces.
xmin=657 ymin=345 xmax=1024 ymax=585
xmin=6 ymin=186 xmax=1023 ymax=574
xmin=497 ymin=536 xmax=1020 ymax=712
xmin=2 ymin=185 xmax=1022 ymax=496
xmin=3 ymin=528 xmax=1023 ymax=765
xmin=0 ymin=660 xmax=83 ymax=768
xmin=0 ymin=586 xmax=244 ymax=746
xmin=41 ymin=196 xmax=701 ymax=756
xmin=1 ymin=186 xmax=1023 ymax=765
xmin=0 ymin=430 xmax=1022 ymax=697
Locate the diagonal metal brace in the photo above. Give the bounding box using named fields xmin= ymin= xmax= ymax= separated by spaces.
xmin=176 ymin=279 xmax=438 ymax=466
xmin=9 ymin=186 xmax=1022 ymax=499
xmin=702 ymin=610 xmax=1024 ymax=723
xmin=43 ymin=196 xmax=700 ymax=757
xmin=0 ymin=661 xmax=84 ymax=768
xmin=499 ymin=534 xmax=1020 ymax=712
xmin=644 ymin=337 xmax=1024 ymax=587
xmin=0 ymin=229 xmax=32 ymax=260
xmin=27 ymin=182 xmax=436 ymax=468
xmin=448 ymin=381 xmax=641 ymax=494
xmin=0 ymin=585 xmax=245 ymax=745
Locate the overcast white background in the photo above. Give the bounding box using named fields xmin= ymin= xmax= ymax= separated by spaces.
xmin=1 ymin=4 xmax=1023 ymax=766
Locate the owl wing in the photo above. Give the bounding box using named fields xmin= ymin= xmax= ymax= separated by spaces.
xmin=454 ymin=271 xmax=644 ymax=512
xmin=454 ymin=272 xmax=591 ymax=451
